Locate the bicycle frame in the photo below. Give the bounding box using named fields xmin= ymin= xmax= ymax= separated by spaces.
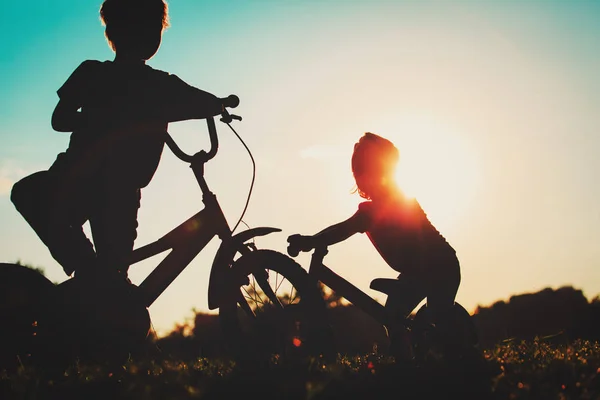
xmin=127 ymin=115 xmax=280 ymax=308
xmin=307 ymin=246 xmax=388 ymax=327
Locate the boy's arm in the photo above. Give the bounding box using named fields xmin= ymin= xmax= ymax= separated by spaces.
xmin=161 ymin=75 xmax=227 ymax=123
xmin=51 ymin=99 xmax=84 ymax=132
xmin=52 ymin=60 xmax=98 ymax=132
xmin=163 ymin=87 xmax=225 ymax=123
xmin=188 ymin=87 xmax=225 ymax=120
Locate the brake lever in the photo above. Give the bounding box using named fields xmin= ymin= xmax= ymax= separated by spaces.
xmin=220 ymin=110 xmax=242 ymax=124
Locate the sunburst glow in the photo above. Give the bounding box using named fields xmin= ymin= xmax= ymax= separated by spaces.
xmin=374 ymin=115 xmax=481 ymax=233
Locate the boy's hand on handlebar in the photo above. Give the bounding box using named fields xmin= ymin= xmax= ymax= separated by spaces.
xmin=286 ymin=234 xmax=314 ymax=257
xmin=221 ymin=94 xmax=239 ymax=109
xmin=219 ymin=95 xmax=242 ymax=123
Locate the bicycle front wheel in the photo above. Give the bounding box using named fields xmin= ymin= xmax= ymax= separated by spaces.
xmin=219 ymin=250 xmax=334 ymax=363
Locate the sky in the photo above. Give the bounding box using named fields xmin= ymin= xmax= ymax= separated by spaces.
xmin=1 ymin=0 xmax=599 ymax=336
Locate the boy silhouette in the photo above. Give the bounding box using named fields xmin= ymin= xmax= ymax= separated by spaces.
xmin=11 ymin=0 xmax=234 ymax=286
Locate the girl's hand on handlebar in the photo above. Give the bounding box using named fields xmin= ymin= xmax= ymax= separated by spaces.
xmin=286 ymin=234 xmax=314 ymax=257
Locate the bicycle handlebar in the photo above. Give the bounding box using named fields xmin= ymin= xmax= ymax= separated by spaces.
xmin=165 ymin=95 xmax=241 ymax=164
xmin=221 ymin=94 xmax=240 ymax=109
xmin=287 ymin=245 xmax=300 ymax=258
xmin=287 ymin=240 xmax=328 ymax=260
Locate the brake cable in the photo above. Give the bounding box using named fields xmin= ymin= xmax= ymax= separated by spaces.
xmin=223 ymin=120 xmax=255 ymax=236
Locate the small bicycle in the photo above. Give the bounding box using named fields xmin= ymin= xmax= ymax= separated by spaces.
xmin=219 ymin=242 xmax=481 ymax=364
xmin=0 ymin=95 xmax=305 ymax=369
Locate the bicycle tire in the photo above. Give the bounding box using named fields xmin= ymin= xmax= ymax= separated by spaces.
xmin=38 ymin=278 xmax=151 ymax=368
xmin=0 ymin=263 xmax=56 ymax=371
xmin=410 ymin=302 xmax=480 ymax=364
xmin=218 ymin=249 xmax=334 ymax=363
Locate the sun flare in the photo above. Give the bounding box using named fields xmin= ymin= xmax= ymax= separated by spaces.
xmin=374 ymin=115 xmax=481 ymax=233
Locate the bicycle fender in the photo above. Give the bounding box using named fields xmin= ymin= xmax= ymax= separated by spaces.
xmin=207 ymin=227 xmax=281 ymax=310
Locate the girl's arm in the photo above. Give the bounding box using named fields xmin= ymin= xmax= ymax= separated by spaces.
xmin=311 ymin=216 xmax=362 ymax=247
xmin=288 ymin=210 xmax=367 ymax=253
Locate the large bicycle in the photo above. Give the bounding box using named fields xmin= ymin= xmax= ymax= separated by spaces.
xmin=220 ymin=240 xmax=481 ymax=365
xmin=0 ymin=95 xmax=323 ymax=369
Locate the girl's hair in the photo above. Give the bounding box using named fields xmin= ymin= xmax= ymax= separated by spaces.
xmin=100 ymin=0 xmax=170 ymax=52
xmin=351 ymin=132 xmax=399 ymax=199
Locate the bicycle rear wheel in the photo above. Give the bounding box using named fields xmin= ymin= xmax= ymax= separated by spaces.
xmin=0 ymin=263 xmax=55 ymax=371
xmin=410 ymin=302 xmax=480 ymax=364
xmin=37 ymin=278 xmax=151 ymax=368
xmin=219 ymin=250 xmax=334 ymax=363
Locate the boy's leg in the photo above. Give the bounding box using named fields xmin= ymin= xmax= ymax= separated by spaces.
xmin=11 ymin=171 xmax=97 ymax=276
xmin=88 ymin=185 xmax=141 ymax=281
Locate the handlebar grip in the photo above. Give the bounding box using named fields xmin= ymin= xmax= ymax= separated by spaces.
xmin=287 ymin=245 xmax=300 ymax=258
xmin=222 ymin=95 xmax=240 ymax=109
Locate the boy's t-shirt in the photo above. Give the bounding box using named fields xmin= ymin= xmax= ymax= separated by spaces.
xmin=56 ymin=59 xmax=218 ymax=188
xmin=353 ymin=193 xmax=455 ymax=276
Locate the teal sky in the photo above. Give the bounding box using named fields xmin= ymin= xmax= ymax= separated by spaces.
xmin=1 ymin=0 xmax=599 ymax=336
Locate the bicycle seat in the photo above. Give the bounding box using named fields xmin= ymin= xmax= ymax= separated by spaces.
xmin=369 ymin=278 xmax=400 ymax=295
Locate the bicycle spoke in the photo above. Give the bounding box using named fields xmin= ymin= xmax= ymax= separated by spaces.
xmin=249 ymin=277 xmax=267 ymax=306
xmin=275 ymin=272 xmax=298 ymax=305
xmin=255 ymin=272 xmax=284 ymax=309
xmin=274 ymin=271 xmax=280 ymax=293
xmin=220 ymin=250 xmax=334 ymax=361
xmin=237 ymin=290 xmax=255 ymax=318
xmin=289 ymin=286 xmax=299 ymax=304
xmin=274 ymin=272 xmax=285 ymax=294
xmin=238 ymin=268 xmax=297 ymax=311
xmin=242 ymin=286 xmax=266 ymax=308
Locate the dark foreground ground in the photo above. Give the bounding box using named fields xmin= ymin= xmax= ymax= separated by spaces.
xmin=2 ymin=339 xmax=599 ymax=400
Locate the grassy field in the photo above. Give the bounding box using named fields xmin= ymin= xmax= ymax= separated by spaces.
xmin=2 ymin=339 xmax=600 ymax=400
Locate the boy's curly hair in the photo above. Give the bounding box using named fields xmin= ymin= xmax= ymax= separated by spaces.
xmin=351 ymin=132 xmax=400 ymax=199
xmin=100 ymin=0 xmax=170 ymax=52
